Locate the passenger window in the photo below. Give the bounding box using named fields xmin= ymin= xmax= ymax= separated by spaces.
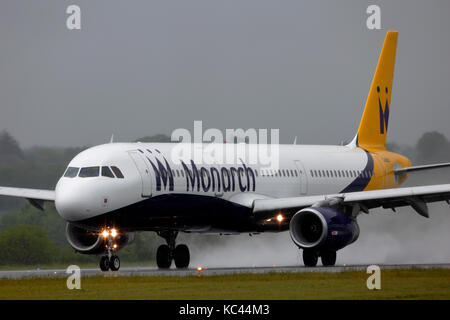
xmin=79 ymin=166 xmax=100 ymax=178
xmin=64 ymin=167 xmax=79 ymax=178
xmin=111 ymin=166 xmax=124 ymax=179
xmin=101 ymin=166 xmax=115 ymax=178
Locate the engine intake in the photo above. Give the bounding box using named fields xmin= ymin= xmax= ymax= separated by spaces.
xmin=65 ymin=223 xmax=135 ymax=254
xmin=66 ymin=223 xmax=104 ymax=254
xmin=289 ymin=207 xmax=359 ymax=251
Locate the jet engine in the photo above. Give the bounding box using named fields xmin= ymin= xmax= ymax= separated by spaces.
xmin=289 ymin=207 xmax=359 ymax=251
xmin=65 ymin=223 xmax=135 ymax=254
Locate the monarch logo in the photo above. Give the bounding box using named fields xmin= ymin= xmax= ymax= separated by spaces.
xmin=181 ymin=160 xmax=256 ymax=193
xmin=147 ymin=156 xmax=174 ymax=191
xmin=378 ymin=86 xmax=390 ymax=134
xmin=145 ymin=150 xmax=256 ymax=193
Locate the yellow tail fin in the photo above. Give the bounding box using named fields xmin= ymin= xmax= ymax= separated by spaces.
xmin=356 ymin=31 xmax=398 ymax=151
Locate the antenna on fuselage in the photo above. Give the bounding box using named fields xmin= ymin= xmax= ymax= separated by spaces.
xmin=109 ymin=134 xmax=114 ymax=143
xmin=293 ymin=136 xmax=297 ymax=145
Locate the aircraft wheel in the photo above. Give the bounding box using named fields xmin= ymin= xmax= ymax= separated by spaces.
xmin=174 ymin=244 xmax=190 ymax=269
xmin=99 ymin=256 xmax=110 ymax=271
xmin=303 ymin=249 xmax=318 ymax=267
xmin=321 ymin=250 xmax=337 ymax=266
xmin=109 ymin=255 xmax=121 ymax=271
xmin=156 ymin=244 xmax=172 ymax=269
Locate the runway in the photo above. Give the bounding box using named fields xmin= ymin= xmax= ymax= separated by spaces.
xmin=0 ymin=263 xmax=449 ymax=280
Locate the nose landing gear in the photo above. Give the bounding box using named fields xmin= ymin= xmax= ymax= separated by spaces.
xmin=99 ymin=228 xmax=121 ymax=272
xmin=156 ymin=231 xmax=190 ymax=269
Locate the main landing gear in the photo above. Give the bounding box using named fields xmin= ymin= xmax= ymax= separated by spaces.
xmin=99 ymin=228 xmax=121 ymax=272
xmin=303 ymin=249 xmax=337 ymax=267
xmin=156 ymin=231 xmax=190 ymax=269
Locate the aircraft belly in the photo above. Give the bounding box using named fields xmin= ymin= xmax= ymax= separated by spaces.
xmin=71 ymin=193 xmax=255 ymax=233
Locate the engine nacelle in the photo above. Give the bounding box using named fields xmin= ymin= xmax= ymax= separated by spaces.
xmin=289 ymin=207 xmax=359 ymax=251
xmin=65 ymin=223 xmax=135 ymax=254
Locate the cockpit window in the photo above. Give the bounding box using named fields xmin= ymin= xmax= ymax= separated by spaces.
xmin=101 ymin=166 xmax=115 ymax=178
xmin=64 ymin=167 xmax=79 ymax=178
xmin=79 ymin=166 xmax=100 ymax=178
xmin=111 ymin=166 xmax=124 ymax=178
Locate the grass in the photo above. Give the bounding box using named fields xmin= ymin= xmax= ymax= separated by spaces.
xmin=0 ymin=268 xmax=449 ymax=299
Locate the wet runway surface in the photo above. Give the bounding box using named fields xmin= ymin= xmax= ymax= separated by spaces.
xmin=1 ymin=263 xmax=449 ymax=279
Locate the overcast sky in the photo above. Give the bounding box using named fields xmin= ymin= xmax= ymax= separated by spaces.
xmin=0 ymin=0 xmax=449 ymax=148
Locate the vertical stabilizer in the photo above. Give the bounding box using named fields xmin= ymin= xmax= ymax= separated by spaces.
xmin=353 ymin=31 xmax=398 ymax=151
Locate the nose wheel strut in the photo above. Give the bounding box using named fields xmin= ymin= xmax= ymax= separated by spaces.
xmin=156 ymin=231 xmax=190 ymax=269
xmin=99 ymin=232 xmax=121 ymax=272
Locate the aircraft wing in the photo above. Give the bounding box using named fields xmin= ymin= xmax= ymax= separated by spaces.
xmin=0 ymin=186 xmax=55 ymax=210
xmin=253 ymin=184 xmax=450 ymax=219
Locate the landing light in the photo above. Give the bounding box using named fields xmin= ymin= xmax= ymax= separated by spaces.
xmin=111 ymin=228 xmax=117 ymax=238
xmin=101 ymin=230 xmax=109 ymax=238
xmin=276 ymin=214 xmax=284 ymax=222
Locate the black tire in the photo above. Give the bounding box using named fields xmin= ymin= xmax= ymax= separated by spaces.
xmin=174 ymin=244 xmax=190 ymax=269
xmin=321 ymin=250 xmax=337 ymax=266
xmin=303 ymin=249 xmax=318 ymax=267
xmin=99 ymin=256 xmax=110 ymax=271
xmin=156 ymin=244 xmax=172 ymax=269
xmin=109 ymin=255 xmax=120 ymax=271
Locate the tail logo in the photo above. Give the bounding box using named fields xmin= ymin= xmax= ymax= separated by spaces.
xmin=378 ymin=86 xmax=390 ymax=134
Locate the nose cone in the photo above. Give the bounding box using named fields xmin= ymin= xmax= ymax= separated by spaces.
xmin=55 ymin=178 xmax=99 ymax=221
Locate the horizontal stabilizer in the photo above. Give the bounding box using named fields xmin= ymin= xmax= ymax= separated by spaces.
xmin=395 ymin=162 xmax=450 ymax=174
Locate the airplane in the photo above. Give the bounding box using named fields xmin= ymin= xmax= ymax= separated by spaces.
xmin=1 ymin=30 xmax=450 ymax=271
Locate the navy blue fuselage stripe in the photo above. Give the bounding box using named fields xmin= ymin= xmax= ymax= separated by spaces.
xmin=340 ymin=150 xmax=374 ymax=193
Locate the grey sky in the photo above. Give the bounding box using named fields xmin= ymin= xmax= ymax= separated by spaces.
xmin=0 ymin=0 xmax=449 ymax=148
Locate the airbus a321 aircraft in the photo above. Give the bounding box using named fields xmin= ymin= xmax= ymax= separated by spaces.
xmin=1 ymin=31 xmax=450 ymax=271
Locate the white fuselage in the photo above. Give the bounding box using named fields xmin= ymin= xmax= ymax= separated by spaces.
xmin=55 ymin=142 xmax=371 ymax=230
